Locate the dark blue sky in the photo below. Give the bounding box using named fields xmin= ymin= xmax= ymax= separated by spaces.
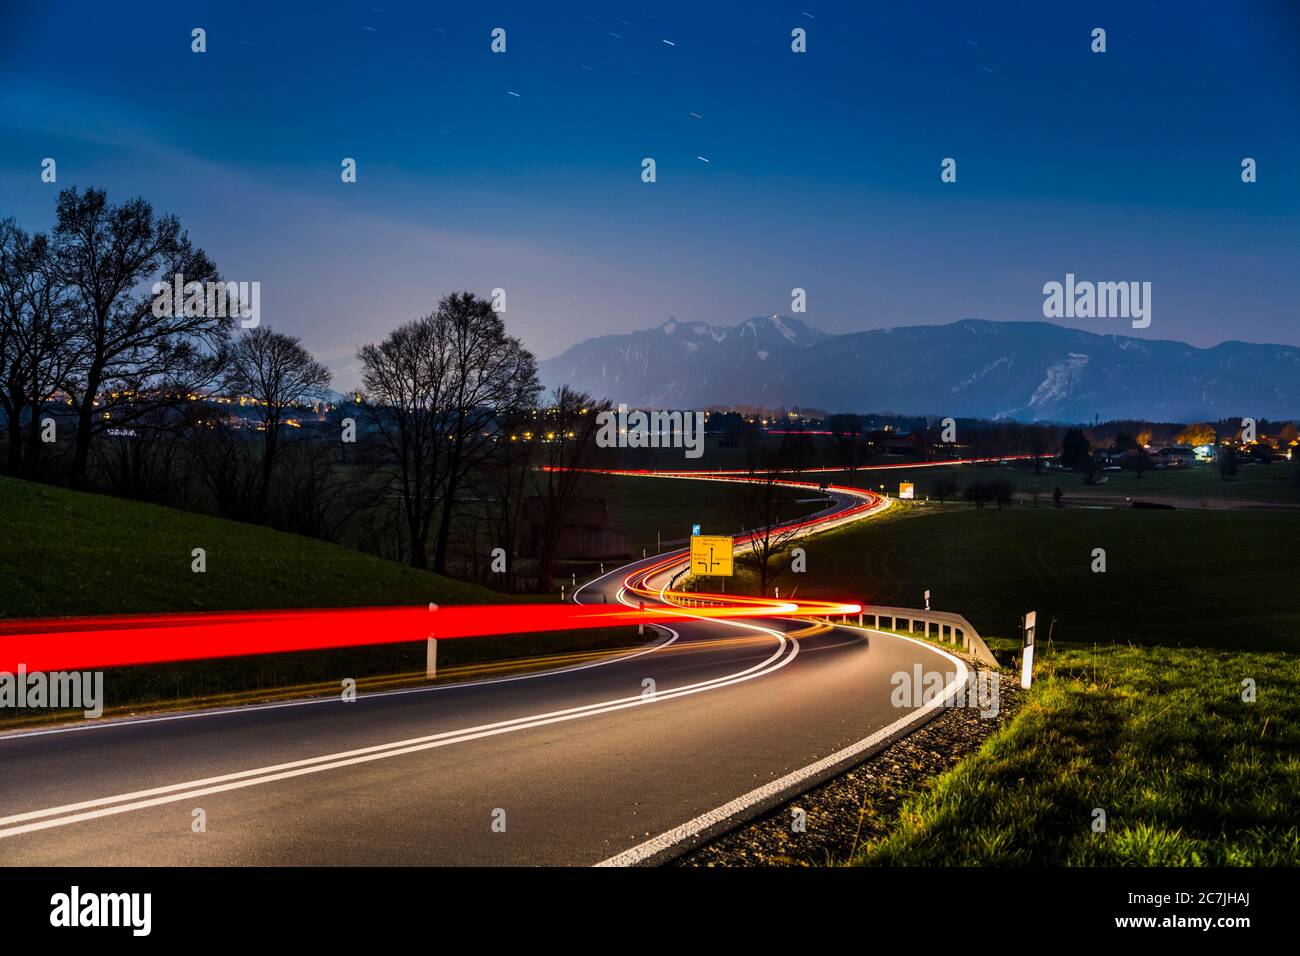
xmin=2 ymin=1 xmax=1298 ymax=388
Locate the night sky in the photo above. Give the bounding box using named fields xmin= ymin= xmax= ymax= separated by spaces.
xmin=2 ymin=0 xmax=1297 ymax=389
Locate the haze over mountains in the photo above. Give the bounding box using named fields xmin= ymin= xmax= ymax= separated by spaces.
xmin=538 ymin=317 xmax=1300 ymax=423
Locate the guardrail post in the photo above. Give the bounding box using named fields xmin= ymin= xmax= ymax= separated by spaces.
xmin=426 ymin=637 xmax=437 ymax=679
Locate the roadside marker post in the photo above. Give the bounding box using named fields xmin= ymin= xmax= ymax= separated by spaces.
xmin=639 ymin=599 xmax=645 ymax=636
xmin=924 ymin=589 xmax=931 ymax=611
xmin=426 ymin=602 xmax=438 ymax=679
xmin=1021 ymin=611 xmax=1037 ymax=688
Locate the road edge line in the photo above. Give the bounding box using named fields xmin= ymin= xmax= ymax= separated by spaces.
xmin=595 ymin=629 xmax=971 ymax=867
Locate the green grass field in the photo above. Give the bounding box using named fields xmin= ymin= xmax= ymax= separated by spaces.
xmin=0 ymin=477 xmax=642 ymax=722
xmin=745 ymin=499 xmax=1300 ymax=866
xmin=750 ymin=503 xmax=1300 ymax=653
xmin=854 ymin=643 xmax=1300 ymax=865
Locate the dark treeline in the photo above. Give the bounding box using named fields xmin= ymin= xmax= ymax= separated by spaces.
xmin=11 ymin=191 xmax=1291 ymax=598
xmin=0 ymin=188 xmax=612 ymax=592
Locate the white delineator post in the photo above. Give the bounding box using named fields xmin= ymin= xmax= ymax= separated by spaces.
xmin=1021 ymin=610 xmax=1037 ymax=689
xmin=427 ymin=601 xmax=438 ymax=679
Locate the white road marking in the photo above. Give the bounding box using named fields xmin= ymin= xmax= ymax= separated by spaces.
xmin=4 ymin=470 xmax=912 ymax=856
xmin=0 ymin=615 xmax=799 ymax=839
xmin=597 ymin=630 xmax=971 ymax=866
xmin=1 ymin=599 xmax=678 ymax=742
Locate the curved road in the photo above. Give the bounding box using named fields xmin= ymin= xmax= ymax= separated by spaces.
xmin=0 ymin=478 xmax=969 ymax=866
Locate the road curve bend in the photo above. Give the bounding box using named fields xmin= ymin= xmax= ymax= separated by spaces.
xmin=0 ymin=474 xmax=972 ymax=866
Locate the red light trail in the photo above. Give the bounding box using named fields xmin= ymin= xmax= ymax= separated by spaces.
xmin=0 ymin=465 xmax=946 ymax=673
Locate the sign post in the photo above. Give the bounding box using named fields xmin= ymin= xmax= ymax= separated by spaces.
xmin=1021 ymin=611 xmax=1037 ymax=688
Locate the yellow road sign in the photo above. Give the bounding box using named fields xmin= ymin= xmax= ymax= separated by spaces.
xmin=899 ymin=481 xmax=915 ymax=500
xmin=690 ymin=534 xmax=734 ymax=577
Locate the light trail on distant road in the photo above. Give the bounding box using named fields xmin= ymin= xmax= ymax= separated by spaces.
xmin=6 ymin=450 xmax=1034 ymax=673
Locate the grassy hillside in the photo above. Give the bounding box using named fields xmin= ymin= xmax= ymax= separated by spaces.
xmin=0 ymin=477 xmax=639 ymax=722
xmin=0 ymin=476 xmax=506 ymax=620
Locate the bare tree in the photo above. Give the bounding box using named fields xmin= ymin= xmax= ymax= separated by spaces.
xmin=52 ymin=187 xmax=230 ymax=486
xmin=188 ymin=413 xmax=261 ymax=520
xmin=480 ymin=404 xmax=540 ymax=591
xmin=0 ymin=220 xmax=74 ymax=477
xmin=225 ymin=326 xmax=331 ymax=521
xmin=429 ymin=292 xmax=540 ymax=574
xmin=358 ymin=314 xmax=453 ymax=569
xmin=95 ymin=402 xmax=192 ymax=505
xmin=272 ymin=440 xmax=376 ymax=542
xmin=827 ymin=413 xmax=866 ymax=473
xmin=528 ymin=387 xmax=611 ymax=592
xmin=728 ymin=421 xmax=808 ymax=596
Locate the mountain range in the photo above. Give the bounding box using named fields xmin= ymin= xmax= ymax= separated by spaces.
xmin=538 ymin=317 xmax=1300 ymax=422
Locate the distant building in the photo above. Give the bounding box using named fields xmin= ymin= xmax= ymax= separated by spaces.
xmin=1156 ymin=447 xmax=1196 ymax=468
xmin=866 ymin=430 xmax=923 ymax=456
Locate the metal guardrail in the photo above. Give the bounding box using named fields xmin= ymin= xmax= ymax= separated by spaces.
xmin=668 ymin=566 xmax=999 ymax=669
xmin=854 ymin=605 xmax=999 ymax=668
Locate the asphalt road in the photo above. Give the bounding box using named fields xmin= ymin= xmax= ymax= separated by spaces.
xmin=0 ymin=482 xmax=969 ymax=866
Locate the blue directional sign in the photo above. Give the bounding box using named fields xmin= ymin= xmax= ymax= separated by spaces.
xmin=691 ymin=524 xmax=701 ymax=536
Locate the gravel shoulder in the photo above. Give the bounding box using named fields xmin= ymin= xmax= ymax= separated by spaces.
xmin=678 ymin=669 xmax=1022 ymax=867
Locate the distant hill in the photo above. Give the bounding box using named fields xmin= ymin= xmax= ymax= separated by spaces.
xmin=540 ymin=317 xmax=1300 ymax=422
xmin=539 ymin=315 xmax=827 ymax=410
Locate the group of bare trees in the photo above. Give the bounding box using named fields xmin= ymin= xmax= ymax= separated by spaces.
xmin=726 ymin=423 xmax=814 ymax=597
xmin=1 ymin=188 xmax=329 ymax=505
xmin=358 ymin=294 xmax=543 ymax=573
xmin=352 ymin=293 xmax=616 ymax=586
xmin=1 ymin=189 xmax=614 ymax=590
xmin=0 ymin=189 xmax=232 ymax=486
xmin=357 ymin=294 xmax=612 ymax=585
